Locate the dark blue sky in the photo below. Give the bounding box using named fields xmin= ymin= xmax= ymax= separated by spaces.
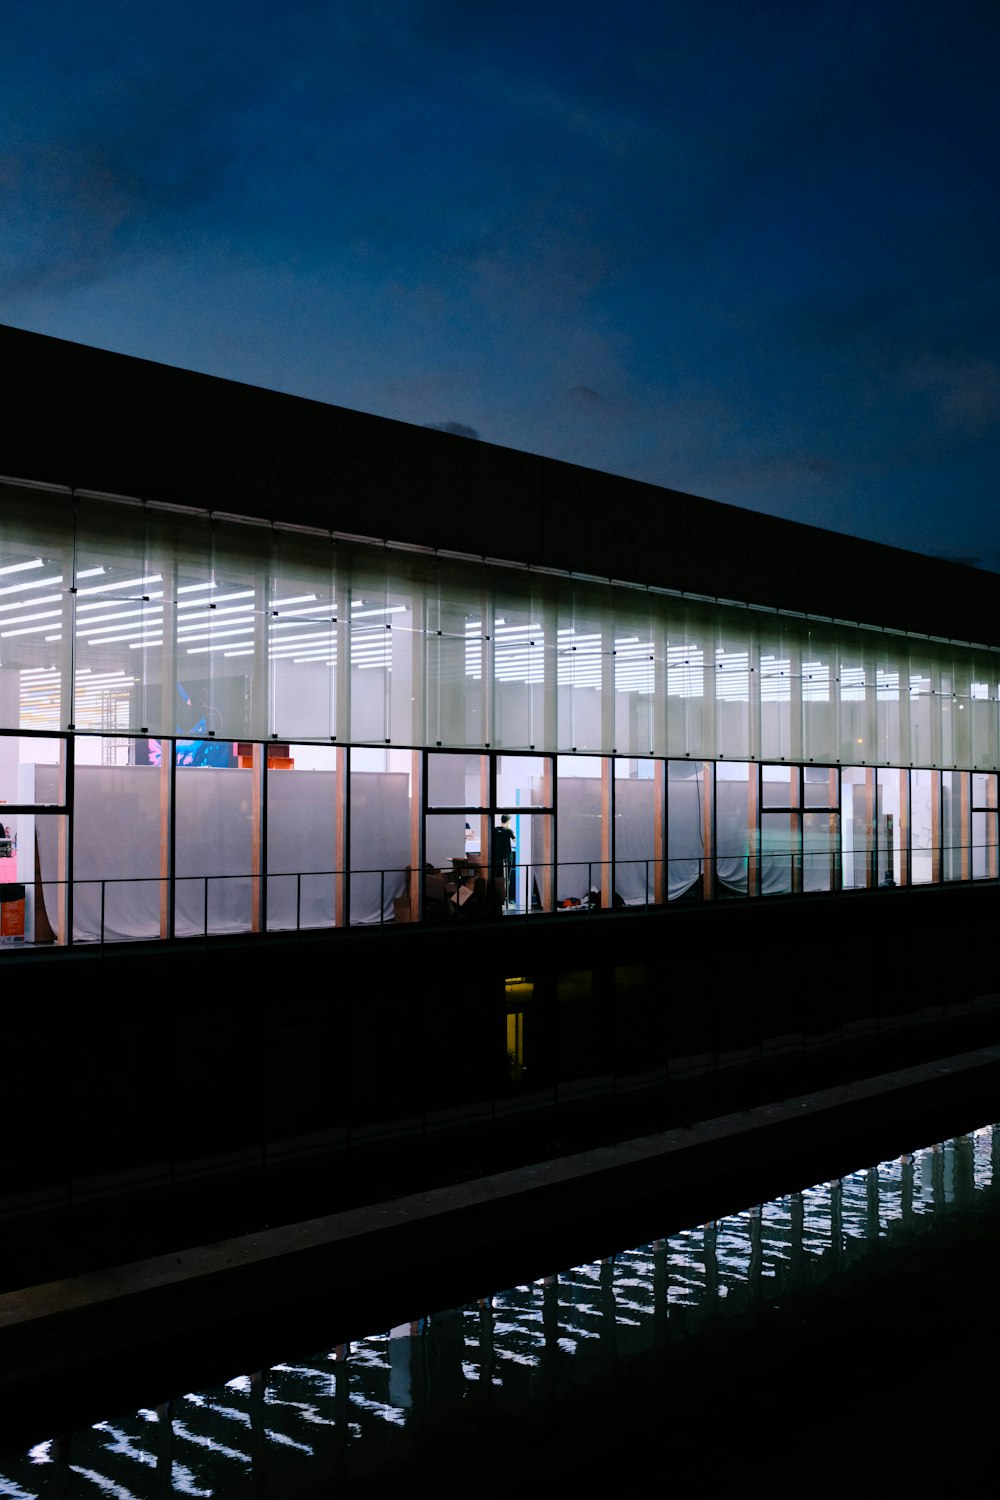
xmin=3 ymin=1 xmax=998 ymax=567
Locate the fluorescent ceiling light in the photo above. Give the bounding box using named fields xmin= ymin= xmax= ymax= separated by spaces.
xmin=0 ymin=574 xmax=63 ymax=597
xmin=85 ymin=628 xmax=163 ymax=645
xmin=0 ymin=593 xmax=61 ymax=615
xmin=269 ymin=593 xmax=318 ymax=608
xmin=1 ymin=616 xmax=65 ymax=637
xmin=176 ymin=589 xmax=253 ymax=609
xmin=76 ymin=573 xmax=163 ymax=596
xmin=78 ymin=592 xmax=164 ymax=612
xmin=76 ymin=607 xmax=164 ymax=635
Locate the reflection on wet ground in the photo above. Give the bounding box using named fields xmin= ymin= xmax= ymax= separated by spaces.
xmin=2 ymin=1126 xmax=998 ymax=1496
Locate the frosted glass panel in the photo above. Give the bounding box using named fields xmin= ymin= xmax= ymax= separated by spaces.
xmin=761 ymin=811 xmax=796 ymax=894
xmin=667 ymin=760 xmax=705 ymax=900
xmin=557 ymin=757 xmax=604 ymax=904
xmin=183 ymin=519 xmax=269 ymax=742
xmin=839 ymin=630 xmax=874 ymax=764
xmin=840 ymin=766 xmax=872 ymax=890
xmin=874 ymin=639 xmax=904 ymax=766
xmin=493 ymin=580 xmax=554 ymax=751
xmin=71 ymin=760 xmax=161 ymax=940
xmin=665 ymin=606 xmax=710 ymax=759
xmin=969 ymin=657 xmax=998 ymax=769
xmin=614 ymin=761 xmax=658 ymax=907
xmin=762 ymin=764 xmax=797 ymax=808
xmin=907 ymin=648 xmax=934 ymax=773
xmin=19 ymin=807 xmax=68 ymax=944
xmin=268 ymin=532 xmax=337 ymax=741
xmin=715 ymin=622 xmax=750 ymax=760
xmin=175 ymin=763 xmax=253 ymax=935
xmin=613 ymin=593 xmax=655 ymax=759
xmin=427 ymin=752 xmax=486 ymax=808
xmin=6 ymin=479 xmax=1000 ymax=766
xmin=349 ymin=759 xmax=411 ymax=924
xmin=941 ymin=771 xmax=967 ymax=882
xmin=972 ymin=808 xmax=997 ymax=880
xmin=0 ymin=484 xmax=74 ymax=731
xmin=910 ymin=768 xmax=936 ymax=885
xmin=558 ymin=586 xmax=608 ymax=755
xmin=876 ymin=768 xmax=903 ymax=886
xmin=759 ymin=624 xmax=793 ymax=763
xmin=803 ymin=812 xmax=838 ymax=893
xmin=802 ymin=631 xmax=836 ymax=763
xmin=72 ymin=499 xmax=159 ymax=738
xmin=804 ymin=765 xmax=838 ymax=808
xmin=347 ymin=554 xmax=392 ymax=744
xmin=497 ymin=755 xmax=552 ymax=808
xmin=266 ymin=749 xmax=339 ymax=931
xmin=425 ymin=813 xmax=470 ymax=871
xmin=716 ymin=761 xmax=751 ymax=897
xmin=427 ymin=631 xmax=483 ymax=747
xmin=426 ymin=559 xmax=485 ymax=749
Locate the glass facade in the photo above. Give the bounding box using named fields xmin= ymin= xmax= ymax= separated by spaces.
xmin=1 ymin=480 xmax=999 ymax=945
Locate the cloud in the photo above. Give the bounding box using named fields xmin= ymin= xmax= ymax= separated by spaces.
xmin=904 ymin=355 xmax=1000 ymax=437
xmin=423 ymin=421 xmax=480 ymax=439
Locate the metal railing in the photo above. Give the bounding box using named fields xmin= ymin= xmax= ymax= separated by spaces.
xmin=3 ymin=843 xmax=997 ymax=951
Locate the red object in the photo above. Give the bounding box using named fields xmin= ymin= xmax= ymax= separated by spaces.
xmin=1 ymin=898 xmax=24 ymax=939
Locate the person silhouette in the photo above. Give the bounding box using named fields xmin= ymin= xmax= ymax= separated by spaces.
xmin=492 ymin=813 xmax=516 ymax=907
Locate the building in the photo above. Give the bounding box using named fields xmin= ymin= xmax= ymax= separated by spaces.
xmin=1 ymin=321 xmax=999 ymax=1244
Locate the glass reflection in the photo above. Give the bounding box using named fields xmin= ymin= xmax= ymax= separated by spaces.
xmin=2 ymin=1126 xmax=994 ymax=1497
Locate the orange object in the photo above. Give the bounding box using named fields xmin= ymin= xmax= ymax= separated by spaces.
xmin=0 ymin=897 xmax=24 ymax=939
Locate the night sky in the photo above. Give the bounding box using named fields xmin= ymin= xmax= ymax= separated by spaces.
xmin=3 ymin=1 xmax=998 ymax=567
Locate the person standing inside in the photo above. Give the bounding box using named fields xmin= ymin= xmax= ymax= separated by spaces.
xmin=492 ymin=813 xmax=516 ymax=907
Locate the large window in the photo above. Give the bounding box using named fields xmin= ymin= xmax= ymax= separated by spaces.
xmin=759 ymin=765 xmax=839 ymax=896
xmin=266 ymin=744 xmax=341 ymax=931
xmin=667 ymin=760 xmax=706 ymax=900
xmin=910 ymin=769 xmax=937 ymax=885
xmin=349 ymin=749 xmax=414 ymax=925
xmin=972 ymin=773 xmax=998 ymax=881
xmin=557 ymin=756 xmax=604 ymax=907
xmin=4 ymin=712 xmax=999 ymax=954
xmin=614 ymin=759 xmax=659 ymax=907
xmin=497 ymin=755 xmax=553 ymax=913
xmin=715 ymin=761 xmax=752 ymax=898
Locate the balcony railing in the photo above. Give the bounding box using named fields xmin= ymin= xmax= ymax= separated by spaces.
xmin=1 ymin=845 xmax=996 ymax=951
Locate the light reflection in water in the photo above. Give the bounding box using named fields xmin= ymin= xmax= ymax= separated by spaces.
xmin=1 ymin=1124 xmax=996 ymax=1497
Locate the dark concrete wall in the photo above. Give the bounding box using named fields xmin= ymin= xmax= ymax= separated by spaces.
xmin=3 ymin=322 xmax=998 ymax=645
xmin=2 ymin=881 xmax=997 ymax=1239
